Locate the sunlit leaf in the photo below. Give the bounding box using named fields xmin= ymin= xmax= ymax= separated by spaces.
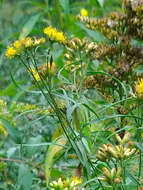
xmin=45 ymin=136 xmax=67 ymax=186
xmin=97 ymin=0 xmax=104 ymax=7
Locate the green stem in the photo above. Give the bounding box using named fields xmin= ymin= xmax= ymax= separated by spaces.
xmin=55 ymin=0 xmax=63 ymax=30
xmin=78 ymin=58 xmax=88 ymax=98
xmin=73 ymin=108 xmax=81 ymax=131
xmin=120 ymin=160 xmax=126 ymax=190
xmin=112 ymin=184 xmax=116 ymax=190
xmin=20 ymin=52 xmax=104 ymax=189
xmin=137 ymin=99 xmax=142 ymax=182
xmin=28 ymin=52 xmax=95 ymax=183
xmin=138 ymin=150 xmax=142 ymax=180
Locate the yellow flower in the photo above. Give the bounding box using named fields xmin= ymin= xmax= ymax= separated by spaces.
xmin=0 ymin=122 xmax=7 ymax=136
xmin=44 ymin=26 xmax=66 ymax=44
xmin=5 ymin=46 xmax=16 ymax=59
xmin=13 ymin=40 xmax=21 ymax=49
xmin=40 ymin=37 xmax=46 ymax=43
xmin=71 ymin=176 xmax=82 ymax=186
xmin=23 ymin=37 xmax=33 ymax=48
xmin=80 ymin=8 xmax=88 ymax=17
xmin=20 ymin=38 xmax=25 ymax=44
xmin=20 ymin=37 xmax=33 ymax=48
xmin=44 ymin=26 xmax=55 ymax=37
xmin=30 ymin=68 xmax=40 ymax=81
xmin=13 ymin=40 xmax=22 ymax=54
xmin=136 ymin=78 xmax=143 ymax=98
xmin=55 ymin=32 xmax=66 ymax=44
xmin=33 ymin=37 xmax=46 ymax=46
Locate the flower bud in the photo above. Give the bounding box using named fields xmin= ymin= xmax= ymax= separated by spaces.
xmin=116 ymin=168 xmax=122 ymax=178
xmin=122 ymin=132 xmax=130 ymax=145
xmin=110 ymin=168 xmax=116 ymax=178
xmin=102 ymin=168 xmax=111 ymax=179
xmin=114 ymin=178 xmax=121 ymax=184
xmin=108 ymin=146 xmax=118 ymax=158
xmin=64 ymin=53 xmax=71 ymax=59
xmin=115 ymin=134 xmax=122 ymax=144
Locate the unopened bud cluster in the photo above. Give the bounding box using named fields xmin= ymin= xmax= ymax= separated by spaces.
xmin=77 ymin=14 xmax=120 ymax=41
xmin=96 ymin=132 xmax=136 ymax=162
xmin=74 ymin=0 xmax=143 ymax=96
xmin=78 ymin=0 xmax=143 ymax=40
xmin=64 ymin=37 xmax=90 ymax=62
xmin=98 ymin=167 xmax=122 ymax=185
xmin=30 ymin=61 xmax=56 ymax=82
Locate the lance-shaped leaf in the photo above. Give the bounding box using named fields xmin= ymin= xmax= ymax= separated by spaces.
xmin=45 ymin=135 xmax=67 ymax=186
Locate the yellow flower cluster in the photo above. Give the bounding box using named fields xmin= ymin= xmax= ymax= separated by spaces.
xmin=96 ymin=132 xmax=136 ymax=162
xmin=30 ymin=62 xmax=56 ymax=81
xmin=0 ymin=122 xmax=7 ymax=136
xmin=20 ymin=37 xmax=33 ymax=48
xmin=71 ymin=176 xmax=82 ymax=186
xmin=10 ymin=101 xmax=49 ymax=115
xmin=80 ymin=8 xmax=88 ymax=17
xmin=6 ymin=37 xmax=45 ymax=59
xmin=136 ymin=78 xmax=143 ymax=98
xmin=43 ymin=26 xmax=66 ymax=44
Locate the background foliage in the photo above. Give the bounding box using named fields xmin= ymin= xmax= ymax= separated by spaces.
xmin=2 ymin=0 xmax=142 ymax=190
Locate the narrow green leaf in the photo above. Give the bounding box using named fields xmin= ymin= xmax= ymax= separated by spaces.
xmin=83 ymin=103 xmax=100 ymax=119
xmin=59 ymin=0 xmax=69 ymax=16
xmin=97 ymin=0 xmax=104 ymax=7
xmin=76 ymin=22 xmax=107 ymax=42
xmin=19 ymin=14 xmax=40 ymax=38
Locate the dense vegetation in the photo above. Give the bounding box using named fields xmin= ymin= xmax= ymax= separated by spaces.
xmin=1 ymin=0 xmax=143 ymax=189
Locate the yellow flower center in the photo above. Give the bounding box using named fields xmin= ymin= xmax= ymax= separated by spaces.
xmin=80 ymin=8 xmax=88 ymax=17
